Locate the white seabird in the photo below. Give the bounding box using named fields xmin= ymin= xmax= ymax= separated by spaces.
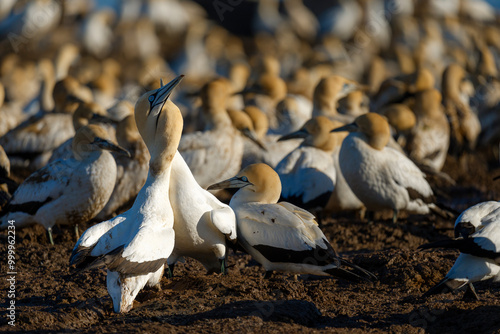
xmin=419 ymin=201 xmax=500 ymax=300
xmin=0 ymin=124 xmax=128 ymax=244
xmin=331 ymin=112 xmax=443 ymax=222
xmin=208 ymin=163 xmax=375 ymax=280
xmin=69 ymin=75 xmax=184 ymax=313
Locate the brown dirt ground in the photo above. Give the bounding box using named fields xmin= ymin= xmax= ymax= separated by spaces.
xmin=2 ymin=151 xmax=500 ymax=333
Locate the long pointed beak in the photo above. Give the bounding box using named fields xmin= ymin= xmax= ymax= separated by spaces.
xmin=278 ymin=129 xmax=308 ymax=142
xmin=150 ymin=75 xmax=184 ymax=117
xmin=234 ymin=87 xmax=261 ymax=96
xmin=331 ymin=122 xmax=358 ymax=133
xmin=207 ymin=176 xmax=252 ymax=190
xmin=93 ymin=137 xmax=131 ymax=157
xmin=91 ymin=113 xmax=117 ymax=125
xmin=241 ymin=128 xmax=267 ymax=151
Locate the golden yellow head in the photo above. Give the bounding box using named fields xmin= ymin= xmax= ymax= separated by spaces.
xmin=134 ymin=75 xmax=184 ymax=164
xmin=208 ymin=163 xmax=281 ymax=204
xmin=331 ymin=112 xmax=391 ymax=150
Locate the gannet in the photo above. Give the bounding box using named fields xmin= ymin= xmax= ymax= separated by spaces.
xmin=95 ymin=115 xmax=150 ymax=220
xmin=419 ymin=202 xmax=500 ymax=300
xmin=370 ymin=68 xmax=435 ymax=112
xmin=241 ymin=106 xmax=301 ymax=168
xmin=168 ymin=150 xmax=237 ymax=275
xmin=332 ymin=113 xmax=440 ymax=222
xmin=442 ymin=64 xmax=480 ymax=155
xmin=70 ymin=75 xmax=184 ymax=313
xmin=0 ymin=77 xmax=93 ymax=171
xmin=276 ymin=117 xmax=342 ymax=211
xmin=407 ymin=89 xmax=450 ymax=171
xmin=311 ymin=75 xmax=361 ymax=123
xmin=208 ymin=163 xmax=375 ymax=280
xmin=178 ymin=79 xmax=246 ymax=188
xmin=380 ymin=103 xmax=416 ymax=149
xmin=0 ymin=124 xmax=128 ymax=244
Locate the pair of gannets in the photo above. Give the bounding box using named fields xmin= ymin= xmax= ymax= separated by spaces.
xmin=0 ymin=124 xmax=129 ymax=244
xmin=420 ymin=201 xmax=500 ymax=300
xmin=70 ymin=76 xmax=237 ymax=313
xmin=208 ymin=163 xmax=374 ymax=280
xmin=332 ymin=112 xmax=445 ymax=222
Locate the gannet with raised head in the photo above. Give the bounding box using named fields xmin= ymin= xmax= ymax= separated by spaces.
xmin=0 ymin=124 xmax=128 ymax=244
xmin=332 ymin=113 xmax=438 ymax=222
xmin=208 ymin=163 xmax=374 ymax=280
xmin=419 ymin=201 xmax=500 ymax=300
xmin=70 ymin=76 xmax=184 ymax=313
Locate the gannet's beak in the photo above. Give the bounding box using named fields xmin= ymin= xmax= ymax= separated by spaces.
xmin=241 ymin=128 xmax=267 ymax=151
xmin=93 ymin=137 xmax=131 ymax=157
xmin=278 ymin=129 xmax=308 ymax=142
xmin=207 ymin=176 xmax=252 ymax=190
xmin=454 ymin=222 xmax=475 ymax=239
xmin=149 ymin=75 xmax=184 ymax=117
xmin=331 ymin=122 xmax=358 ymax=133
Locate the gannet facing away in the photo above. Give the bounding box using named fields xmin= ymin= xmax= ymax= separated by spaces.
xmin=168 ymin=151 xmax=237 ymax=275
xmin=208 ymin=163 xmax=374 ymax=280
xmin=70 ymin=76 xmax=184 ymax=313
xmin=419 ymin=202 xmax=500 ymax=300
xmin=0 ymin=124 xmax=128 ymax=244
xmin=332 ymin=113 xmax=439 ymax=222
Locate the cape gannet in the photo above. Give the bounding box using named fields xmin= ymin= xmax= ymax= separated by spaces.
xmin=419 ymin=202 xmax=500 ymax=300
xmin=208 ymin=163 xmax=375 ymax=280
xmin=331 ymin=113 xmax=441 ymax=222
xmin=168 ymin=150 xmax=237 ymax=275
xmin=311 ymin=75 xmax=362 ymax=123
xmin=0 ymin=124 xmax=128 ymax=244
xmin=0 ymin=76 xmax=93 ymax=171
xmin=241 ymin=106 xmax=301 ymax=168
xmin=406 ymin=89 xmax=450 ymax=171
xmin=178 ymin=79 xmax=246 ymax=188
xmin=70 ymin=75 xmax=184 ymax=313
xmin=276 ymin=117 xmax=342 ymax=211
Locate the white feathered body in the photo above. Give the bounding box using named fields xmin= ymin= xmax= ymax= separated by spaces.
xmin=339 ymin=133 xmax=433 ymax=213
xmin=0 ymin=150 xmax=116 ymax=230
xmin=168 ymin=152 xmax=236 ymax=271
xmin=230 ymin=195 xmax=338 ymax=276
xmin=276 ymin=146 xmax=336 ymax=209
xmin=179 ymin=126 xmax=243 ymax=188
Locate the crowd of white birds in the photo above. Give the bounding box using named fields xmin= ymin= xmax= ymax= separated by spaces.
xmin=0 ymin=0 xmax=500 ymax=316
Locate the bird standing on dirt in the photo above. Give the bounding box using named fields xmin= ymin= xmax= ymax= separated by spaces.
xmin=419 ymin=201 xmax=500 ymax=300
xmin=0 ymin=124 xmax=128 ymax=244
xmin=70 ymin=76 xmax=183 ymax=313
xmin=208 ymin=163 xmax=374 ymax=281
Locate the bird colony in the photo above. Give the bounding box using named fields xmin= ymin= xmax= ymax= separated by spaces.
xmin=1 ymin=0 xmax=500 ymax=331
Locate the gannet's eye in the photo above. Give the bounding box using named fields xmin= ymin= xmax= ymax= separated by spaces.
xmin=148 ymin=95 xmax=155 ymax=103
xmin=241 ymin=176 xmax=248 ymax=182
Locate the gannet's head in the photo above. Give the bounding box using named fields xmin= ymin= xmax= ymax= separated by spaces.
xmin=227 ymin=109 xmax=266 ymax=150
xmin=208 ymin=163 xmax=281 ymax=204
xmin=380 ymin=104 xmax=416 ymax=133
xmin=279 ymin=116 xmax=343 ymax=152
xmin=331 ymin=112 xmax=391 ymax=150
xmin=72 ymin=124 xmax=129 ymax=161
xmin=313 ymin=75 xmax=360 ymax=108
xmin=134 ymin=75 xmax=184 ymax=169
xmin=72 ymin=101 xmax=109 ymax=130
xmin=244 ymin=106 xmax=268 ymax=140
xmin=414 ymin=89 xmax=442 ymax=118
